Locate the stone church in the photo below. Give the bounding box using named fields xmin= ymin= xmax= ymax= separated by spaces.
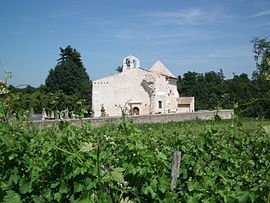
xmin=92 ymin=55 xmax=194 ymax=117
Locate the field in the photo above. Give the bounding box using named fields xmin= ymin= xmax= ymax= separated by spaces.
xmin=0 ymin=117 xmax=270 ymax=202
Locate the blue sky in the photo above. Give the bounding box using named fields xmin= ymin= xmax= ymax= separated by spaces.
xmin=0 ymin=0 xmax=270 ymax=87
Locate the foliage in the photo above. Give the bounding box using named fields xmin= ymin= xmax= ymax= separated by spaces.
xmin=2 ymin=45 xmax=92 ymax=116
xmin=177 ymin=70 xmax=229 ymax=110
xmin=0 ymin=100 xmax=269 ymax=202
xmin=45 ymin=45 xmax=92 ymax=112
xmin=116 ymin=65 xmax=123 ymax=73
xmin=250 ymin=37 xmax=270 ymax=118
xmin=252 ymin=37 xmax=270 ymax=80
xmin=177 ymin=37 xmax=270 ymax=118
xmin=5 ymin=86 xmax=88 ymax=116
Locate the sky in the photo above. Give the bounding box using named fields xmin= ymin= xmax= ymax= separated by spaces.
xmin=0 ymin=0 xmax=270 ymax=87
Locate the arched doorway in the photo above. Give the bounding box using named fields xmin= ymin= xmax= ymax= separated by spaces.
xmin=132 ymin=107 xmax=140 ymax=115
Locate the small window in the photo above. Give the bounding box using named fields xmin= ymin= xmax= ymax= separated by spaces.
xmin=158 ymin=101 xmax=162 ymax=109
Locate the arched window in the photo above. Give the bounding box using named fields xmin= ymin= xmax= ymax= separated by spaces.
xmin=126 ymin=58 xmax=130 ymax=67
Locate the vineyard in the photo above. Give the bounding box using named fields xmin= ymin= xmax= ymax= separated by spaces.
xmin=0 ymin=116 xmax=270 ymax=202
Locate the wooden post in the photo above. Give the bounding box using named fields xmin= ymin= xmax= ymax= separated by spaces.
xmin=170 ymin=151 xmax=182 ymax=191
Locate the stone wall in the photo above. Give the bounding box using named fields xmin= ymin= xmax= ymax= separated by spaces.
xmin=32 ymin=109 xmax=233 ymax=128
xmin=92 ymin=68 xmax=151 ymax=117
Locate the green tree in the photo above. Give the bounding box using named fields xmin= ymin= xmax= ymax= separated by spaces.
xmin=178 ymin=70 xmax=228 ymax=110
xmin=251 ymin=37 xmax=270 ymax=117
xmin=45 ymin=45 xmax=92 ymax=111
xmin=227 ymin=73 xmax=254 ymax=103
xmin=178 ymin=71 xmax=207 ymax=110
xmin=252 ymin=37 xmax=270 ymax=80
xmin=116 ymin=65 xmax=123 ymax=73
xmin=204 ymin=70 xmax=227 ymax=109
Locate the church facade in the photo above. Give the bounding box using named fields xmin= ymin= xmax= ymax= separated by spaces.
xmin=92 ymin=55 xmax=194 ymax=117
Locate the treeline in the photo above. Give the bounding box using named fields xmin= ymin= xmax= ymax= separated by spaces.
xmin=2 ymin=37 xmax=270 ymax=118
xmin=177 ymin=71 xmax=269 ymax=117
xmin=178 ymin=37 xmax=270 ymax=118
xmin=8 ymin=86 xmax=89 ymax=115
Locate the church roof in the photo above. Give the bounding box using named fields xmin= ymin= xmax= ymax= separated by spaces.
xmin=149 ymin=60 xmax=176 ymax=78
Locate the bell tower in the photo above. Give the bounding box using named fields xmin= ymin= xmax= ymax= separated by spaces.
xmin=122 ymin=55 xmax=140 ymax=71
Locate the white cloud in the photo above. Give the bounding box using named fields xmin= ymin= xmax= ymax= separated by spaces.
xmin=202 ymin=48 xmax=251 ymax=59
xmin=113 ymin=27 xmax=217 ymax=46
xmin=116 ymin=29 xmax=135 ymax=40
xmin=146 ymin=9 xmax=203 ymax=25
xmin=142 ymin=8 xmax=232 ymax=26
xmin=249 ymin=9 xmax=270 ymax=18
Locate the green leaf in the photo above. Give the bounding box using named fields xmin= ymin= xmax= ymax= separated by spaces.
xmin=44 ymin=189 xmax=53 ymax=201
xmin=54 ymin=192 xmax=62 ymax=202
xmin=218 ymin=190 xmax=228 ymax=203
xmin=236 ymin=191 xmax=250 ymax=203
xmin=111 ymin=169 xmax=125 ymax=184
xmin=159 ymin=182 xmax=167 ymax=193
xmin=150 ymin=178 xmax=157 ymax=191
xmin=182 ymin=167 xmax=188 ymax=179
xmin=19 ymin=177 xmax=32 ymax=194
xmin=101 ymin=174 xmax=111 ymax=183
xmin=10 ymin=174 xmax=20 ymax=184
xmin=80 ymin=142 xmax=94 ymax=152
xmin=188 ymin=181 xmax=200 ymax=192
xmin=159 ymin=176 xmax=169 ymax=193
xmin=72 ymin=197 xmax=94 ymax=203
xmin=85 ymin=178 xmax=96 ymax=190
xmin=3 ymin=190 xmax=22 ymax=203
xmin=59 ymin=183 xmax=68 ymax=193
xmin=187 ymin=195 xmax=199 ymax=203
xmin=8 ymin=153 xmax=17 ymax=160
xmin=51 ymin=182 xmax=60 ymax=189
xmin=32 ymin=196 xmax=43 ymax=203
xmin=74 ymin=182 xmax=84 ymax=193
xmin=113 ymin=167 xmax=125 ymax=172
xmin=142 ymin=186 xmax=156 ymax=199
xmin=157 ymin=151 xmax=167 ymax=160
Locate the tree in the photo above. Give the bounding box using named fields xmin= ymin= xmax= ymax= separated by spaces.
xmin=227 ymin=73 xmax=254 ymax=103
xmin=45 ymin=45 xmax=92 ymax=111
xmin=250 ymin=37 xmax=270 ymax=118
xmin=116 ymin=65 xmax=123 ymax=73
xmin=252 ymin=37 xmax=270 ymax=80
xmin=178 ymin=71 xmax=207 ymax=110
xmin=178 ymin=70 xmax=228 ymax=110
